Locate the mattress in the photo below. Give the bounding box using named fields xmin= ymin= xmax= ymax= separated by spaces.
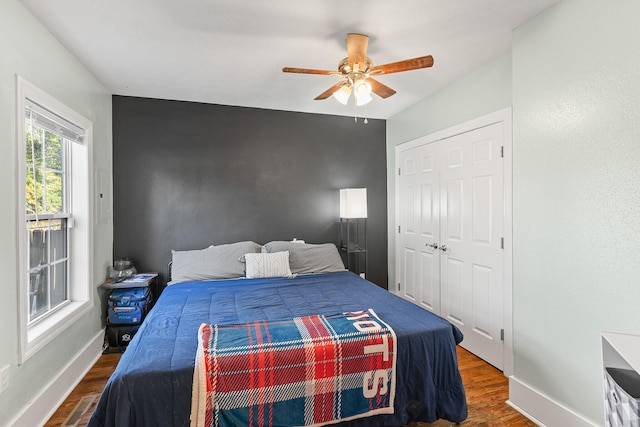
xmin=88 ymin=271 xmax=467 ymax=427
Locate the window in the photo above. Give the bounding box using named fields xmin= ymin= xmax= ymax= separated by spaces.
xmin=25 ymin=101 xmax=73 ymax=322
xmin=17 ymin=76 xmax=93 ymax=363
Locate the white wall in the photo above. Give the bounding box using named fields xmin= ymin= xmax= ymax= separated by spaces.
xmin=511 ymin=0 xmax=640 ymax=424
xmin=388 ymin=0 xmax=640 ymax=425
xmin=0 ymin=0 xmax=112 ymax=425
xmin=386 ymin=51 xmax=512 ymax=287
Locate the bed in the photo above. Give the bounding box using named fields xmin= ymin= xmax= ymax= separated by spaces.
xmin=88 ymin=241 xmax=467 ymax=427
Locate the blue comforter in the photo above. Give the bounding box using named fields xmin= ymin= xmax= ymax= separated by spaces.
xmin=88 ymin=271 xmax=467 ymax=427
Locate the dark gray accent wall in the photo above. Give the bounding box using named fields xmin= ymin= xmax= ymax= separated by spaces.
xmin=112 ymin=96 xmax=388 ymax=288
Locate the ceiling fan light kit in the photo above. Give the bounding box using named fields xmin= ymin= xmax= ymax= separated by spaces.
xmin=333 ymin=85 xmax=351 ymax=105
xmin=283 ymin=33 xmax=434 ymax=108
xmin=353 ymin=80 xmax=373 ymax=106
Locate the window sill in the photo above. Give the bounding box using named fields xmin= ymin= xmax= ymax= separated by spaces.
xmin=21 ymin=299 xmax=92 ymax=364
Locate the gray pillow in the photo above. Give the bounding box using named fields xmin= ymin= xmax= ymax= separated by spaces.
xmin=171 ymin=241 xmax=262 ymax=283
xmin=263 ymin=241 xmax=345 ymax=275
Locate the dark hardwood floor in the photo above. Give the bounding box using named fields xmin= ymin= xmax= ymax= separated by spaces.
xmin=44 ymin=346 xmax=536 ymax=426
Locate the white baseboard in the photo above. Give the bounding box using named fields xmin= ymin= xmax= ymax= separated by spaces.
xmin=10 ymin=329 xmax=105 ymax=427
xmin=507 ymin=376 xmax=599 ymax=427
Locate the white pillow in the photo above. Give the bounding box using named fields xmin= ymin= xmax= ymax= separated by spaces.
xmin=244 ymin=251 xmax=293 ymax=279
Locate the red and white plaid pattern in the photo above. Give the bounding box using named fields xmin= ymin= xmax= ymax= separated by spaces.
xmin=191 ymin=310 xmax=397 ymax=427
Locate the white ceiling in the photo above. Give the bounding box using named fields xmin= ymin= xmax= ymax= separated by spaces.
xmin=22 ymin=0 xmax=558 ymax=119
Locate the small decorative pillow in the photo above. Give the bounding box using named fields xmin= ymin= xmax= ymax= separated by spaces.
xmin=244 ymin=251 xmax=293 ymax=279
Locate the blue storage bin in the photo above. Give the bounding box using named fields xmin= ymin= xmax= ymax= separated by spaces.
xmin=108 ymin=286 xmax=151 ymax=325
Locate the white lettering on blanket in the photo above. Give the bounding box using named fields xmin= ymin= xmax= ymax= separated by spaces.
xmin=346 ymin=311 xmax=391 ymax=399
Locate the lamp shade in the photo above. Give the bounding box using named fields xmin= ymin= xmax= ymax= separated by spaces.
xmin=340 ymin=188 xmax=367 ymax=218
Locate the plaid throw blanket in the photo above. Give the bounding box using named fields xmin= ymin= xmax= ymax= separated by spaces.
xmin=190 ymin=309 xmax=397 ymax=427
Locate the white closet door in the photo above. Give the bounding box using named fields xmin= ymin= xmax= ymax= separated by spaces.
xmin=439 ymin=122 xmax=504 ymax=369
xmin=396 ymin=120 xmax=506 ymax=370
xmin=397 ymin=142 xmax=441 ymax=313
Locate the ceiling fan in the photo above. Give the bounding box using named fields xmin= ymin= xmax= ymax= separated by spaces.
xmin=282 ymin=33 xmax=434 ymax=106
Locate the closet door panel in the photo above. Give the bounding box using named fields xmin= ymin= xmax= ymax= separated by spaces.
xmin=443 ymin=256 xmax=465 ymax=324
xmin=397 ymin=143 xmax=441 ymax=313
xmin=444 ymin=179 xmax=464 ymax=242
xmin=440 ymin=123 xmax=505 ymax=369
xmin=420 ymin=183 xmax=436 ymax=239
xmin=418 ymin=180 xmax=439 ymax=311
xmin=472 ymin=176 xmax=493 ymax=245
xmin=418 ymin=250 xmax=438 ymax=312
xmin=401 ymin=247 xmax=417 ymax=302
xmin=471 ymin=263 xmax=493 ymax=339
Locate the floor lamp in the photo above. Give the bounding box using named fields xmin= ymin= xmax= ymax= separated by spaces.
xmin=339 ymin=188 xmax=367 ymax=278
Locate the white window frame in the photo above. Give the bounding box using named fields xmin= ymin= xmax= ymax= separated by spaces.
xmin=16 ymin=76 xmax=94 ymax=364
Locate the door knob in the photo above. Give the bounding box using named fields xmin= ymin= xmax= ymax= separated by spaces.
xmin=439 ymin=245 xmax=448 ymax=252
xmin=426 ymin=243 xmax=439 ymax=249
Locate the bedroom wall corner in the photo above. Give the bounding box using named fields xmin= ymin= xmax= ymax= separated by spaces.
xmin=0 ymin=0 xmax=113 ymax=424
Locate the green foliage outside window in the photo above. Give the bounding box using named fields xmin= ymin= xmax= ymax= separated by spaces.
xmin=25 ymin=122 xmax=68 ymax=321
xmin=25 ymin=125 xmax=64 ymax=215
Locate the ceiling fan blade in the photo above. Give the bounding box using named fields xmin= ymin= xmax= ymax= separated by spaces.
xmin=282 ymin=67 xmax=334 ymax=75
xmin=314 ymin=82 xmax=344 ymax=100
xmin=370 ymin=55 xmax=434 ymax=75
xmin=368 ymin=78 xmax=396 ymax=99
xmin=346 ymin=33 xmax=369 ymax=70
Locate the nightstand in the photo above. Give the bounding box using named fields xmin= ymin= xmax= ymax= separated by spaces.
xmin=101 ymin=273 xmax=158 ymax=352
xmin=340 ymin=217 xmax=367 ymax=277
